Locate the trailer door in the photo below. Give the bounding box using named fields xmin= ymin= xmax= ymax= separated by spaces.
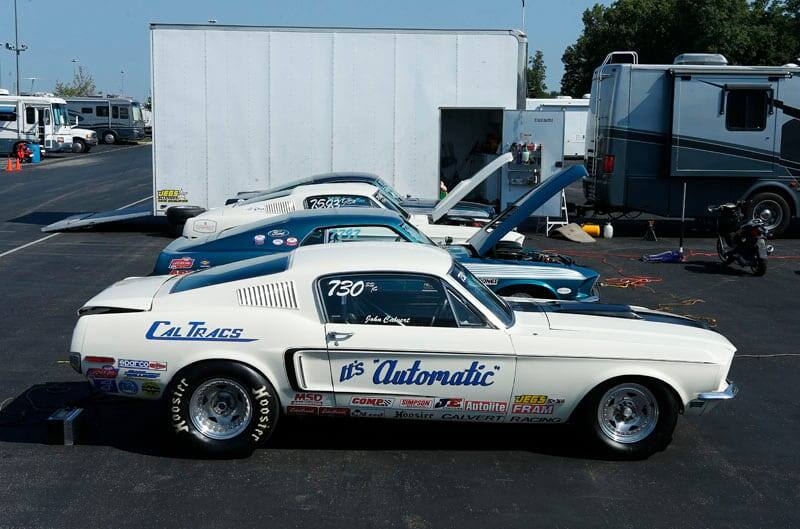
xmin=671 ymin=74 xmax=777 ymax=177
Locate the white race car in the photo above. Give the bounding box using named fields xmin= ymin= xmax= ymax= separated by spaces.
xmin=182 ymin=154 xmax=523 ymax=246
xmin=70 ymin=243 xmax=737 ymax=459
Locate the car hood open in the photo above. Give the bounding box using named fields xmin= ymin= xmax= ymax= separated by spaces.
xmin=430 ymin=152 xmax=513 ymax=223
xmin=466 ymin=165 xmax=587 ymax=256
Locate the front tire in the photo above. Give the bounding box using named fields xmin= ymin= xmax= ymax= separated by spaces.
xmin=716 ymin=239 xmax=734 ymax=265
xmin=166 ymin=361 xmax=279 ymax=457
xmin=580 ymin=379 xmax=678 ymax=460
xmin=751 ymin=258 xmax=767 ymax=276
xmin=72 ymin=138 xmax=87 ymax=153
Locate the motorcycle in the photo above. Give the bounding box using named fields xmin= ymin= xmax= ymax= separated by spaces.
xmin=707 ymin=201 xmax=774 ymax=276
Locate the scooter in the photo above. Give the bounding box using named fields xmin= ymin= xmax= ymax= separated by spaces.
xmin=708 ymin=201 xmax=774 ymax=276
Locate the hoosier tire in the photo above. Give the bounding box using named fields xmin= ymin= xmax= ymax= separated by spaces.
xmin=166 ymin=361 xmax=279 ymax=457
xmin=579 ymin=378 xmax=679 ymax=460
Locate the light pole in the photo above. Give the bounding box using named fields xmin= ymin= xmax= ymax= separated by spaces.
xmin=4 ymin=0 xmax=28 ymax=95
xmin=120 ymin=69 xmax=125 ymax=95
xmin=71 ymin=58 xmax=78 ymax=77
xmin=521 ymin=0 xmax=526 ymax=35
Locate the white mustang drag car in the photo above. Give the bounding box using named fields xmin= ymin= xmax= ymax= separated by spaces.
xmin=182 ymin=154 xmax=524 ymax=246
xmin=70 ymin=243 xmax=737 ymax=459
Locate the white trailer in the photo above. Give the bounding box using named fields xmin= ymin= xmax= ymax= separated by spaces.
xmin=150 ymin=24 xmax=527 ymax=216
xmin=526 ymin=96 xmax=590 ymax=160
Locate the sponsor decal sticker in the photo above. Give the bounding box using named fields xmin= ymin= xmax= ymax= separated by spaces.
xmin=86 ymin=365 xmax=118 ymax=379
xmin=145 ymin=321 xmax=255 ymax=342
xmin=199 ymin=260 xmax=211 ymax=269
xmin=398 ymin=397 xmax=434 ymax=409
xmin=290 ymin=393 xmax=329 ymax=406
xmin=192 ymin=220 xmax=217 ymax=233
xmin=118 ymin=379 xmax=138 ymax=395
xmin=141 ymin=382 xmax=161 ymax=396
xmin=170 ymin=378 xmax=190 ymax=433
xmin=434 ymin=398 xmax=464 ymax=410
xmin=509 ymin=416 xmax=562 ymax=424
xmin=272 ymin=238 xmax=284 ymax=246
xmin=157 ymin=189 xmax=188 ymax=204
xmin=479 ymin=277 xmax=499 ymax=286
xmin=394 ymin=410 xmax=434 ymax=420
xmin=93 ymin=379 xmax=118 ymax=393
xmin=556 ymin=287 xmax=572 ymax=295
xmin=122 ymin=369 xmax=160 ymax=380
xmin=118 ymin=359 xmax=167 ymax=371
xmin=287 ymin=405 xmax=319 ymax=416
xmin=350 ymin=396 xmax=395 ymax=408
xmin=253 ymin=234 xmax=266 ymax=246
xmin=168 ymin=257 xmax=195 ymax=270
xmin=319 ymin=407 xmax=350 ymax=417
xmin=268 ymin=229 xmax=289 ymax=237
xmin=339 ymin=359 xmax=499 ymax=387
xmin=465 ymin=400 xmax=508 ymax=413
xmin=511 ymin=395 xmax=564 ymax=415
xmin=351 ymin=409 xmax=385 ymax=418
xmin=286 ymin=237 xmax=298 ymax=247
xmin=168 ymin=269 xmax=193 ymax=276
xmin=441 ymin=413 xmax=505 ymax=422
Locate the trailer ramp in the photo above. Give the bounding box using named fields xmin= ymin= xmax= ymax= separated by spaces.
xmin=41 ymin=202 xmax=152 ymax=232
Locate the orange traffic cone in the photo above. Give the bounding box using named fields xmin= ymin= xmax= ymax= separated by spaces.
xmin=5 ymin=158 xmax=12 ymax=172
xmin=15 ymin=158 xmax=21 ymax=171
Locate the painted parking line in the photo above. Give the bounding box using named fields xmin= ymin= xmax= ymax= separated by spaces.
xmin=0 ymin=195 xmax=151 ymax=260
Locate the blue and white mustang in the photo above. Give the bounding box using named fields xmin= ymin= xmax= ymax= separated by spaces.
xmin=155 ymin=167 xmax=598 ymax=301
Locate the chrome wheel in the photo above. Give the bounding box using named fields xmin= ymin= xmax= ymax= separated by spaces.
xmin=189 ymin=378 xmax=252 ymax=440
xmin=597 ymin=383 xmax=659 ymax=444
xmin=751 ymin=199 xmax=782 ymax=232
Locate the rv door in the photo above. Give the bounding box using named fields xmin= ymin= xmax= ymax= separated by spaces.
xmin=671 ymin=75 xmax=778 ymax=177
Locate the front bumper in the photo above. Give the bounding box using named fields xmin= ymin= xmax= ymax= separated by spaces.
xmin=686 ymin=382 xmax=738 ymax=416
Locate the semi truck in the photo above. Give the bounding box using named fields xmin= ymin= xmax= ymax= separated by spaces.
xmin=584 ymin=51 xmax=800 ymax=234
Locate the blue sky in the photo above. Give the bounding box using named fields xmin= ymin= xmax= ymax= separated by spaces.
xmin=1 ymin=0 xmax=604 ymax=101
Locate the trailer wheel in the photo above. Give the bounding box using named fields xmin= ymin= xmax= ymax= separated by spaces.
xmin=747 ymin=192 xmax=791 ymax=235
xmin=72 ymin=138 xmax=87 ymax=153
xmin=102 ymin=131 xmax=117 ymax=145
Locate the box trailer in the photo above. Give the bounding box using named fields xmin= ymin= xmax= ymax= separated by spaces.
xmin=149 ymin=24 xmax=527 ymax=217
xmin=584 ymin=51 xmax=800 ymax=234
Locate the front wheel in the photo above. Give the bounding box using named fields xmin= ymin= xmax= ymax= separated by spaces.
xmin=580 ymin=379 xmax=678 ymax=460
xmin=72 ymin=138 xmax=87 ymax=153
xmin=716 ymin=238 xmax=734 ymax=265
xmin=751 ymin=258 xmax=767 ymax=276
xmin=166 ymin=361 xmax=279 ymax=457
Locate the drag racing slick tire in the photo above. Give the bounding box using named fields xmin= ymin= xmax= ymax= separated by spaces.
xmin=579 ymin=377 xmax=678 ymax=460
xmin=167 ymin=361 xmax=279 ymax=457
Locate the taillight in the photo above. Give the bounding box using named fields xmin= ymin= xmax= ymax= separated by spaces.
xmin=750 ymin=227 xmax=762 ymax=237
xmin=84 ymin=356 xmax=115 ymax=364
xmin=603 ymin=155 xmax=615 ymax=174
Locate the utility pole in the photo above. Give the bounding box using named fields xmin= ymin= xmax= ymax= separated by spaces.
xmin=71 ymin=58 xmax=79 ymax=77
xmin=4 ymin=0 xmax=28 ymax=95
xmin=521 ymin=0 xmax=526 ymax=35
xmin=120 ymin=69 xmax=125 ymax=95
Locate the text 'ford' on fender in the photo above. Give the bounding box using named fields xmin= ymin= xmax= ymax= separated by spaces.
xmin=70 ymin=243 xmax=738 ymax=458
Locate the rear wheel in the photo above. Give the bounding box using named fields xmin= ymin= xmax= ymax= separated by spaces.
xmin=102 ymin=131 xmax=117 ymax=145
xmin=747 ymin=192 xmax=791 ymax=236
xmin=166 ymin=361 xmax=279 ymax=457
xmin=716 ymin=239 xmax=734 ymax=265
xmin=751 ymin=258 xmax=767 ymax=276
xmin=580 ymin=379 xmax=678 ymax=460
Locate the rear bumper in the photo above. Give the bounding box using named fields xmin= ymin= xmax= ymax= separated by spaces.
xmin=685 ymin=382 xmax=738 ymax=416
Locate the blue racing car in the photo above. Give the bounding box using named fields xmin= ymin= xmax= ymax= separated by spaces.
xmin=154 ymin=167 xmax=599 ymax=301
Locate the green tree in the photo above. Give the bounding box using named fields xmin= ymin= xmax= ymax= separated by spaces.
xmin=54 ymin=66 xmax=97 ymax=97
xmin=561 ymin=0 xmax=800 ymax=97
xmin=526 ymin=50 xmax=549 ymax=98
xmin=143 ymin=96 xmax=152 ymax=111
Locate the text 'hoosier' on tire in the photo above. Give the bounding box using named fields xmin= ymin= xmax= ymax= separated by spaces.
xmin=166 ymin=360 xmax=279 ymax=457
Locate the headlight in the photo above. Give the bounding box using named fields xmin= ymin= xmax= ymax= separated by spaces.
xmin=85 ymin=134 xmax=92 ymax=139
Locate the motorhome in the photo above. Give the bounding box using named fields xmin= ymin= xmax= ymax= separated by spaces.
xmin=585 ymin=51 xmax=800 ymax=234
xmin=65 ymin=96 xmax=145 ymax=144
xmin=48 ymin=96 xmax=97 ymax=153
xmin=0 ymin=91 xmax=72 ymax=156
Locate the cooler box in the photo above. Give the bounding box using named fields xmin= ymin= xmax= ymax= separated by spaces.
xmin=28 ymin=143 xmax=42 ymax=163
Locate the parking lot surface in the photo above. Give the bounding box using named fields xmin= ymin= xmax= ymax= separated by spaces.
xmin=1 ymin=145 xmax=799 ymax=528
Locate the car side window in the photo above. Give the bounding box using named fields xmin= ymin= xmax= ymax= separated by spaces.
xmin=304 ymin=195 xmax=377 ymax=210
xmin=302 ymin=225 xmax=407 ymax=246
xmin=319 ymin=273 xmax=460 ymax=328
xmin=445 ymin=287 xmax=489 ymax=328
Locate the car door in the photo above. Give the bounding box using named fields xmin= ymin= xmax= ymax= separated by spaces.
xmin=318 ymin=272 xmax=516 ymax=420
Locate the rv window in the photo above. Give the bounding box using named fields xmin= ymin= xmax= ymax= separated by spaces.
xmin=25 ymin=107 xmax=35 ymax=125
xmin=112 ymin=106 xmax=119 ymax=119
xmin=96 ymin=106 xmax=108 ymax=117
xmin=0 ymin=108 xmax=16 ymax=122
xmin=726 ymin=89 xmax=768 ymax=131
xmin=119 ymin=106 xmax=129 ymax=119
xmin=81 ymin=107 xmax=93 ymax=114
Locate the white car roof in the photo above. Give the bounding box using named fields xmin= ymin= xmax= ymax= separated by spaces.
xmin=290 ymin=241 xmax=453 ymax=276
xmin=289 ymin=182 xmax=380 ymax=199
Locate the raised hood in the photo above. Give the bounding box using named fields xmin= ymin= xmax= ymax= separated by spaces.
xmin=466 ymin=165 xmax=587 ymax=256
xmin=430 ymin=152 xmax=513 ymax=222
xmin=80 ymin=275 xmax=173 ymax=312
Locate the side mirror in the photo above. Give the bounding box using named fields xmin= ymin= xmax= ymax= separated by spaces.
xmin=444 ymin=236 xmax=453 ymax=246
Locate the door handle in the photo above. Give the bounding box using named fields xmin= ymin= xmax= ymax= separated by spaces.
xmin=326 ymin=331 xmax=353 ymax=345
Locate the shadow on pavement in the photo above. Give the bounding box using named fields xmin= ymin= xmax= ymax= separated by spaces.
xmin=0 ymin=382 xmax=604 ymax=461
xmin=683 ymin=261 xmax=756 ymax=276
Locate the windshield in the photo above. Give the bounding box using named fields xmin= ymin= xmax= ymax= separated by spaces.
xmin=448 ymin=262 xmax=514 ymax=327
xmin=131 ymin=104 xmax=143 ymax=122
xmin=375 ymin=191 xmax=410 ymax=220
xmin=399 ymin=221 xmax=435 ymax=245
xmin=51 ymin=104 xmax=69 ymax=127
xmin=372 ymin=178 xmax=404 ymax=202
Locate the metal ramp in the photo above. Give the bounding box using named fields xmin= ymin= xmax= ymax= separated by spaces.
xmin=41 ymin=202 xmax=152 ymax=232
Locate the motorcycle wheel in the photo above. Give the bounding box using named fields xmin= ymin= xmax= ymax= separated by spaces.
xmin=751 ymin=258 xmax=767 ymax=276
xmin=716 ymin=239 xmax=734 ymax=265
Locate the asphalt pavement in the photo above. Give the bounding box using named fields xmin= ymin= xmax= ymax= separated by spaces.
xmin=0 ymin=146 xmax=799 ymax=529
